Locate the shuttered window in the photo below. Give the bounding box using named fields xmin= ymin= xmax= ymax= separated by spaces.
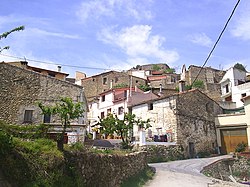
xmin=24 ymin=110 xmax=33 ymax=123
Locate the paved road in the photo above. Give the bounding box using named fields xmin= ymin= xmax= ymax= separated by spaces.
xmin=145 ymin=155 xmax=245 ymax=187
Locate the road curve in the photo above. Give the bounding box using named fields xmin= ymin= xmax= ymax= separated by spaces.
xmin=145 ymin=155 xmax=245 ymax=187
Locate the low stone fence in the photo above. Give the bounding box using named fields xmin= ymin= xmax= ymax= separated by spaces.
xmin=202 ymin=157 xmax=250 ymax=182
xmin=66 ymin=150 xmax=147 ymax=187
xmin=134 ymin=145 xmax=184 ymax=163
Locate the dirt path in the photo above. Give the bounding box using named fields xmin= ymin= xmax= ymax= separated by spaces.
xmin=145 ymin=155 xmax=245 ymax=187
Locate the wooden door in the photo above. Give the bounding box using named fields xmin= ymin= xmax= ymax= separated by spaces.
xmin=221 ymin=128 xmax=248 ymax=154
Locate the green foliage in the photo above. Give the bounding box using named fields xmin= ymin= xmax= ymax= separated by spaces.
xmin=152 ymin=64 xmax=161 ymax=71
xmin=235 ymin=142 xmax=247 ymax=153
xmin=234 ymin=63 xmax=247 ymax=72
xmin=0 ymin=121 xmax=49 ymax=139
xmin=164 ymin=68 xmax=176 ymax=74
xmin=0 ymin=129 xmax=13 ymax=155
xmin=138 ymin=84 xmax=151 ymax=92
xmin=0 ymin=26 xmax=25 ymax=53
xmin=113 ymin=83 xmax=128 ymax=88
xmin=38 ymin=97 xmax=85 ymax=151
xmin=98 ymin=113 xmax=150 ymax=149
xmin=0 ymin=136 xmax=65 ymax=187
xmin=121 ymin=166 xmax=155 ymax=187
xmin=192 ymin=80 xmax=205 ymax=89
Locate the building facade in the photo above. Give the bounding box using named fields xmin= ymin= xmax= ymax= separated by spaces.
xmin=81 ymin=71 xmax=147 ymax=102
xmin=0 ymin=62 xmax=88 ymax=127
xmin=130 ymin=89 xmax=222 ymax=157
xmin=220 ymin=67 xmax=250 ymax=108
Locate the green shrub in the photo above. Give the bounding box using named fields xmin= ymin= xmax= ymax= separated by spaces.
xmin=0 ymin=129 xmax=13 ymax=155
xmin=235 ymin=142 xmax=247 ymax=153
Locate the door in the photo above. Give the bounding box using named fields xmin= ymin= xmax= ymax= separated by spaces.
xmin=221 ymin=128 xmax=248 ymax=154
xmin=189 ymin=142 xmax=195 ymax=158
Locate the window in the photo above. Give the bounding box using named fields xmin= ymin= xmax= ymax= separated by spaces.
xmin=101 ymin=95 xmax=105 ymax=102
xmin=101 ymin=112 xmax=105 ymax=119
xmin=225 ymin=84 xmax=229 ymax=93
xmin=115 ymin=77 xmax=118 ymax=83
xmin=107 ymin=108 xmax=111 ymax=114
xmin=148 ymin=103 xmax=153 ymax=110
xmin=124 ymin=90 xmax=127 ymax=98
xmin=118 ymin=107 xmax=124 ymax=115
xmin=43 ymin=114 xmax=51 ymax=123
xmin=48 ymin=73 xmax=55 ymax=77
xmin=103 ymin=77 xmax=107 ymax=85
xmin=242 ymin=93 xmax=246 ymax=98
xmin=24 ymin=110 xmax=33 ymax=123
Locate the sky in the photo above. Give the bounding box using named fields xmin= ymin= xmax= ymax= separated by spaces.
xmin=0 ymin=0 xmax=250 ymax=77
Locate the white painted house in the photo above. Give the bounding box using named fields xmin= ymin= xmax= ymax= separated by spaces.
xmin=220 ymin=67 xmax=250 ymax=108
xmin=87 ymin=87 xmax=159 ymax=131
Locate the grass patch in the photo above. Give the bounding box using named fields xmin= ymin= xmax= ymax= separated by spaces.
xmin=121 ymin=166 xmax=155 ymax=187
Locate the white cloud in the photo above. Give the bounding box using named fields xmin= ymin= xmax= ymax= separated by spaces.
xmin=188 ymin=33 xmax=213 ymax=47
xmin=98 ymin=25 xmax=179 ymax=64
xmin=0 ymin=49 xmax=59 ymax=72
xmin=28 ymin=28 xmax=81 ymax=39
xmin=231 ymin=4 xmax=250 ymax=40
xmin=76 ymin=0 xmax=152 ymax=22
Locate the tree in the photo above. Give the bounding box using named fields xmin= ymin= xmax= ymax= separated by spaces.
xmin=192 ymin=80 xmax=205 ymax=89
xmin=152 ymin=64 xmax=161 ymax=71
xmin=164 ymin=68 xmax=176 ymax=74
xmin=0 ymin=26 xmax=25 ymax=53
xmin=138 ymin=84 xmax=151 ymax=92
xmin=98 ymin=113 xmax=150 ymax=148
xmin=234 ymin=63 xmax=247 ymax=72
xmin=38 ymin=97 xmax=84 ymax=151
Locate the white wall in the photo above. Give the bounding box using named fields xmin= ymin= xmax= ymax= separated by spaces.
xmin=132 ymin=97 xmax=177 ymax=141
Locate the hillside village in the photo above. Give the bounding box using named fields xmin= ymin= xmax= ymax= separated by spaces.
xmin=1 ymin=61 xmax=250 ymax=157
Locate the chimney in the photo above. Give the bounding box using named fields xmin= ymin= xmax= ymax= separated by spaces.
xmin=58 ymin=66 xmax=61 ymax=72
xmin=110 ymin=79 xmax=113 ymax=89
xmin=179 ymin=80 xmax=185 ymax=92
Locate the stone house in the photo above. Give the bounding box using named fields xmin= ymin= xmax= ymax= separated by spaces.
xmin=181 ymin=65 xmax=225 ymax=102
xmin=7 ymin=61 xmax=69 ymax=81
xmin=130 ymin=89 xmax=223 ymax=157
xmin=220 ymin=67 xmax=250 ymax=108
xmin=215 ymin=95 xmax=250 ymax=154
xmin=0 ymin=62 xmax=88 ymax=142
xmin=81 ymin=70 xmax=147 ymax=102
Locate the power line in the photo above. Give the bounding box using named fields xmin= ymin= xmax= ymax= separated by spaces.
xmin=191 ymin=0 xmax=241 ymax=87
xmin=0 ymin=53 xmax=115 ymax=71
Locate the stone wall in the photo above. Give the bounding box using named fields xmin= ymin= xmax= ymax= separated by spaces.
xmin=0 ymin=62 xmax=87 ymax=124
xmin=202 ymin=157 xmax=250 ymax=182
xmin=134 ymin=145 xmax=184 ymax=162
xmin=66 ymin=150 xmax=147 ymax=187
xmin=176 ymin=89 xmax=223 ymax=157
xmin=81 ymin=71 xmax=147 ymax=101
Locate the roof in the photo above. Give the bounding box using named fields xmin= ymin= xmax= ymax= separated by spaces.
xmin=130 ymin=89 xmax=220 ymax=108
xmin=27 ymin=65 xmax=69 ymax=76
xmin=188 ymin=65 xmax=225 ymax=72
xmin=99 ymin=87 xmax=135 ymax=96
xmin=6 ymin=61 xmax=69 ymax=76
xmin=82 ymin=70 xmax=146 ymax=81
xmin=147 ymin=75 xmax=167 ymax=81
